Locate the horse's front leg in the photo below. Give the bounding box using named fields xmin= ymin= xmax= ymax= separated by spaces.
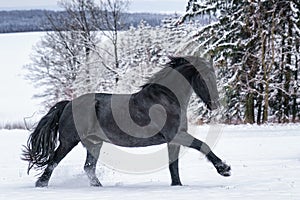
xmin=167 ymin=143 xmax=182 ymax=186
xmin=171 ymin=132 xmax=231 ymax=177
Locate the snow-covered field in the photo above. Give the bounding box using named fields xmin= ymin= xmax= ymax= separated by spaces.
xmin=0 ymin=32 xmax=43 ymax=122
xmin=0 ymin=124 xmax=299 ymax=200
xmin=0 ymin=32 xmax=299 ymax=199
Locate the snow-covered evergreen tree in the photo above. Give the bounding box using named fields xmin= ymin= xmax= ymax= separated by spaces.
xmin=180 ymin=0 xmax=300 ymax=124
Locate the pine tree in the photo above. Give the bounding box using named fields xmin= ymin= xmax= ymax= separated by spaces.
xmin=180 ymin=0 xmax=300 ymax=124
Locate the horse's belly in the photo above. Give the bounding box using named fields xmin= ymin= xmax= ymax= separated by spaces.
xmin=103 ymin=132 xmax=167 ymax=147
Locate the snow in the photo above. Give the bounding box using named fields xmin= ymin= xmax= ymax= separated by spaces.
xmin=0 ymin=32 xmax=44 ymax=121
xmin=0 ymin=124 xmax=299 ymax=199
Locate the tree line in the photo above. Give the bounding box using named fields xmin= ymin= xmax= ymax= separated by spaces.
xmin=24 ymin=0 xmax=299 ymax=124
xmin=0 ymin=9 xmax=170 ymax=33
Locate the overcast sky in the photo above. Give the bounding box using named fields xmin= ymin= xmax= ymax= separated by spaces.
xmin=0 ymin=0 xmax=187 ymax=13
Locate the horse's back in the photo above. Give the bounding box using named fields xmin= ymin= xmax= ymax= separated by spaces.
xmin=57 ymin=93 xmax=165 ymax=147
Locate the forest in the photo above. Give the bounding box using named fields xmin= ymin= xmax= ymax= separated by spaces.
xmin=180 ymin=0 xmax=300 ymax=124
xmin=0 ymin=9 xmax=170 ymax=33
xmin=22 ymin=0 xmax=300 ymax=124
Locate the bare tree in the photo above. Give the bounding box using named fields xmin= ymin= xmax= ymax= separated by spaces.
xmin=25 ymin=0 xmax=129 ymax=106
xmin=89 ymin=0 xmax=129 ymax=83
xmin=46 ymin=0 xmax=99 ymax=96
xmin=25 ymin=0 xmax=94 ymax=105
xmin=24 ymin=31 xmax=82 ymax=106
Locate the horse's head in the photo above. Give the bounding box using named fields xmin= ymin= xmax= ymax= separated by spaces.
xmin=190 ymin=57 xmax=220 ymax=110
xmin=181 ymin=56 xmax=220 ymax=111
xmin=194 ymin=69 xmax=220 ymax=110
xmin=147 ymin=56 xmax=220 ymax=111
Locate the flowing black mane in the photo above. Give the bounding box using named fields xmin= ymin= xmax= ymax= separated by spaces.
xmin=143 ymin=57 xmax=190 ymax=87
xmin=142 ymin=56 xmax=213 ymax=89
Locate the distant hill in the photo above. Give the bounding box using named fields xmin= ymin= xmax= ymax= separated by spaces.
xmin=0 ymin=10 xmax=172 ymax=33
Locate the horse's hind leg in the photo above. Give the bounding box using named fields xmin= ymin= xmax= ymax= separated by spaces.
xmin=36 ymin=140 xmax=79 ymax=187
xmin=167 ymin=143 xmax=182 ymax=186
xmin=84 ymin=142 xmax=103 ymax=187
xmin=171 ymin=132 xmax=231 ymax=177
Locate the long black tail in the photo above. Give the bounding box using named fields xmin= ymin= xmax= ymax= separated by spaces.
xmin=22 ymin=100 xmax=70 ymax=174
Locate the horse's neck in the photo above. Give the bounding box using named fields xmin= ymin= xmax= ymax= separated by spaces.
xmin=169 ymin=84 xmax=193 ymax=132
xmin=137 ymin=83 xmax=192 ymax=132
xmin=156 ymin=69 xmax=194 ymax=108
xmin=144 ymin=83 xmax=193 ymax=111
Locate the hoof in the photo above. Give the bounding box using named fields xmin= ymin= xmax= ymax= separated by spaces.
xmin=215 ymin=162 xmax=231 ymax=177
xmin=90 ymin=178 xmax=103 ymax=187
xmin=171 ymin=181 xmax=183 ymax=186
xmin=35 ymin=179 xmax=49 ymax=187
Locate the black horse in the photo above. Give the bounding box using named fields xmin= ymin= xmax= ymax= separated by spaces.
xmin=23 ymin=56 xmax=231 ymax=187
